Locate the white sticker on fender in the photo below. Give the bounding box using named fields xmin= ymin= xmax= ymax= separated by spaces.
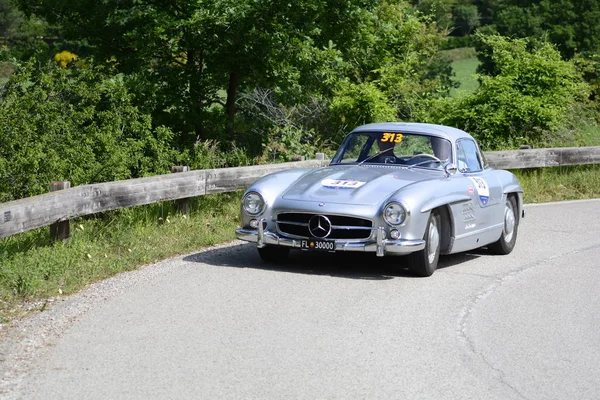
xmin=321 ymin=179 xmax=366 ymax=189
xmin=468 ymin=177 xmax=490 ymax=205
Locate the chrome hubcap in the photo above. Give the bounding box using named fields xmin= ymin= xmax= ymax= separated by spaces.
xmin=503 ymin=201 xmax=516 ymax=242
xmin=427 ymin=217 xmax=440 ymax=264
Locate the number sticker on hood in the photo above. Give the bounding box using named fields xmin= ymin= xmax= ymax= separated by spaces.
xmin=321 ymin=179 xmax=366 ymax=189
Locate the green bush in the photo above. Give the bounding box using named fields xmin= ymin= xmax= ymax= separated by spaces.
xmin=437 ymin=34 xmax=591 ymax=149
xmin=0 ymin=59 xmax=178 ymax=202
xmin=574 ymin=53 xmax=600 ymax=102
xmin=183 ymin=140 xmax=256 ymax=170
xmin=330 ymin=80 xmax=397 ymax=132
xmin=259 ymin=125 xmax=322 ymax=163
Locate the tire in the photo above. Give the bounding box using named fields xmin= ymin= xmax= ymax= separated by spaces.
xmin=258 ymin=245 xmax=290 ymax=263
xmin=409 ymin=210 xmax=441 ymax=277
xmin=488 ymin=195 xmax=519 ymax=255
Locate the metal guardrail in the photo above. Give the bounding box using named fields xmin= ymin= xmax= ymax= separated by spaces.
xmin=1 ymin=146 xmax=600 ymax=239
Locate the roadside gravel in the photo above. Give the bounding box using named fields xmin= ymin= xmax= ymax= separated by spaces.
xmin=0 ymin=241 xmax=238 ymax=398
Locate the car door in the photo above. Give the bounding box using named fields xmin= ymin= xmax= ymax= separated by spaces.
xmin=455 ymin=139 xmax=503 ymax=228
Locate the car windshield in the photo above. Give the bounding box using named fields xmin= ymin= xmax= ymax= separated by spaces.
xmin=331 ymin=131 xmax=452 ymax=169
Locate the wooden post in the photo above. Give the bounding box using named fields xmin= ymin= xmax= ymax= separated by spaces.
xmin=171 ymin=166 xmax=190 ymax=216
xmin=49 ymin=181 xmax=71 ymax=241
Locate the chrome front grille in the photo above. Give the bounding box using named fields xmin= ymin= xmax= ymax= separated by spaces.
xmin=276 ymin=212 xmax=373 ymax=240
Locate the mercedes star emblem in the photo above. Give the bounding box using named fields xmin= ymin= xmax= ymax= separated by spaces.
xmin=308 ymin=215 xmax=332 ymax=238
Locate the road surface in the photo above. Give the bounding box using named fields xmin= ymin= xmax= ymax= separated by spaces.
xmin=1 ymin=199 xmax=599 ymax=399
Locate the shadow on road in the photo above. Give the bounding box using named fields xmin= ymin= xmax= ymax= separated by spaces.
xmin=183 ymin=241 xmax=484 ymax=280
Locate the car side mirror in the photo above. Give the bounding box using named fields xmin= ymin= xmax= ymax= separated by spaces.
xmin=444 ymin=163 xmax=458 ymax=177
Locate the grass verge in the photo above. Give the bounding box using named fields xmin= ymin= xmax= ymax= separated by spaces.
xmin=0 ymin=191 xmax=242 ymax=323
xmin=514 ymin=164 xmax=600 ymax=204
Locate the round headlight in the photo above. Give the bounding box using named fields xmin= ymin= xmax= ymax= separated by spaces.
xmin=384 ymin=202 xmax=407 ymax=226
xmin=243 ymin=192 xmax=265 ymax=215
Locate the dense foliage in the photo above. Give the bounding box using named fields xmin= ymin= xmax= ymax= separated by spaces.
xmin=481 ymin=0 xmax=600 ymax=58
xmin=0 ymin=0 xmax=598 ymax=201
xmin=434 ymin=34 xmax=591 ymax=149
xmin=0 ymin=60 xmax=176 ymax=201
xmin=407 ymin=0 xmax=600 ymax=57
xmin=11 ymin=1 xmax=454 ymax=144
xmin=15 ymin=0 xmax=380 ymax=145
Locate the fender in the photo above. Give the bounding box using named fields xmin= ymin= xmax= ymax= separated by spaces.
xmin=420 ymin=194 xmax=471 ymax=213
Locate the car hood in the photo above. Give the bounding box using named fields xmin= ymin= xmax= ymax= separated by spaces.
xmin=281 ymin=165 xmax=440 ymax=206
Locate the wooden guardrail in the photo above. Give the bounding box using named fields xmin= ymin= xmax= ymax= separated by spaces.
xmin=1 ymin=146 xmax=600 ymax=240
xmin=484 ymin=146 xmax=600 ymax=169
xmin=0 ymin=159 xmax=326 ymax=239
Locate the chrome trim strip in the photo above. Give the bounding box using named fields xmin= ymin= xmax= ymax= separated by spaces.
xmin=276 ymin=221 xmax=375 ymax=240
xmin=332 ymin=225 xmax=374 ymax=231
xmin=235 ymin=227 xmax=425 ymax=255
xmin=454 ymin=223 xmax=504 ymax=240
xmin=376 ymin=227 xmax=385 ymax=257
xmin=276 ymin=222 xmax=374 ymax=231
xmin=275 ymin=212 xmax=374 ymax=225
xmin=257 ymin=218 xmax=266 ymax=248
xmin=276 ymin=221 xmax=308 ymax=227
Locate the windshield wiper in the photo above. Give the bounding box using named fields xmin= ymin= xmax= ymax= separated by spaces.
xmin=358 ymin=149 xmax=393 ymax=165
xmin=407 ymin=159 xmax=444 ymax=169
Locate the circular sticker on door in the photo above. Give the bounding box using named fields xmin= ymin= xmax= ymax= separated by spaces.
xmin=468 ymin=177 xmax=490 ymax=205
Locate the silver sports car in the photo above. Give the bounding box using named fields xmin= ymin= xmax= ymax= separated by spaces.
xmin=236 ymin=122 xmax=524 ymax=276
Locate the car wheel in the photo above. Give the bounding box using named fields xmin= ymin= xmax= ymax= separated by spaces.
xmin=258 ymin=245 xmax=290 ymax=263
xmin=488 ymin=195 xmax=519 ymax=255
xmin=409 ymin=210 xmax=441 ymax=277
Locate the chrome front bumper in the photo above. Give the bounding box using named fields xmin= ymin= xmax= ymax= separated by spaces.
xmin=235 ymin=224 xmax=425 ymax=257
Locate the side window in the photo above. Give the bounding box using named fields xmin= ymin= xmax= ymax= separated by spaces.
xmin=456 ymin=143 xmax=468 ymax=172
xmin=456 ymin=139 xmax=482 ymax=172
xmin=476 ymin=143 xmax=488 ymax=168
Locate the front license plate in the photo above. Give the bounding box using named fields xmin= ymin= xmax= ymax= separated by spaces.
xmin=300 ymin=239 xmax=336 ymax=252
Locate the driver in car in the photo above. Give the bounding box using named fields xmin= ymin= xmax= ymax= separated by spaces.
xmin=372 ymin=135 xmax=398 ymax=164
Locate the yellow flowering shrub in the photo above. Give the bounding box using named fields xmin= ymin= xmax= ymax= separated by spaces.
xmin=54 ymin=50 xmax=79 ymax=68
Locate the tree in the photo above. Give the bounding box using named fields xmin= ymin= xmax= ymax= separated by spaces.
xmin=480 ymin=0 xmax=600 ymax=59
xmin=538 ymin=0 xmax=600 ymax=58
xmin=16 ymin=0 xmax=378 ymax=147
xmin=0 ymin=0 xmax=21 ymax=37
xmin=408 ymin=0 xmax=456 ymax=29
xmin=0 ymin=0 xmax=56 ymax=61
xmin=227 ymin=1 xmax=456 ymax=155
xmin=452 ymin=4 xmax=480 ymax=36
xmin=326 ymin=2 xmax=455 ymax=135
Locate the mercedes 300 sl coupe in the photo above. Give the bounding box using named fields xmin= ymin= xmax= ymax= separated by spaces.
xmin=236 ymin=122 xmax=524 ymax=277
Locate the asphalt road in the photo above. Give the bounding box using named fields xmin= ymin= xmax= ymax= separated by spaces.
xmin=1 ymin=199 xmax=600 ymax=400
